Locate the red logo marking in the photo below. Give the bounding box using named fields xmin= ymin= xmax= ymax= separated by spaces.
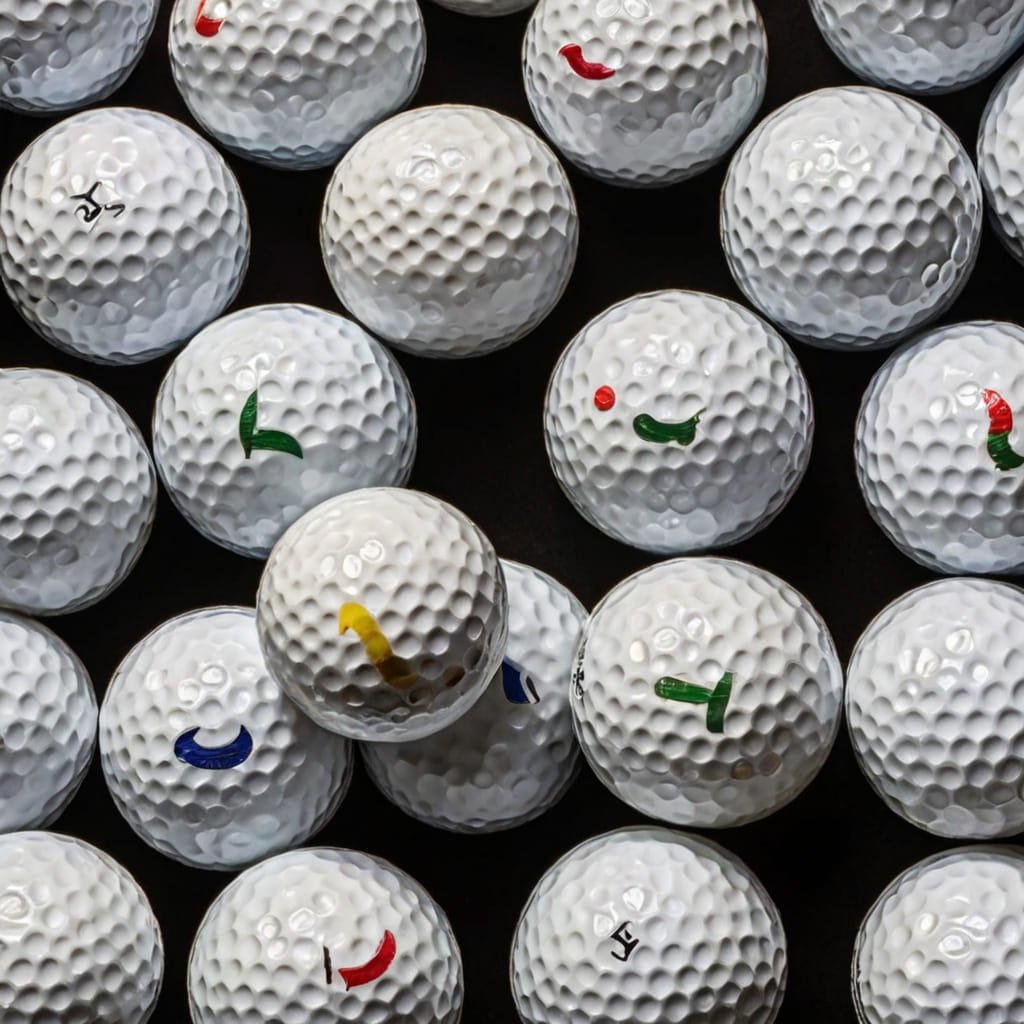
xmin=194 ymin=0 xmax=224 ymax=36
xmin=337 ymin=930 xmax=397 ymax=989
xmin=983 ymin=388 xmax=1014 ymax=435
xmin=559 ymin=44 xmax=616 ymax=80
xmin=594 ymin=385 xmax=616 ymax=411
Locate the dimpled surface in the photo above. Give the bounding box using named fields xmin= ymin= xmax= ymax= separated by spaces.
xmin=153 ymin=303 xmax=417 ymax=559
xmin=0 ymin=831 xmax=163 ymax=1024
xmin=720 ymin=86 xmax=981 ymax=349
xmin=853 ymin=846 xmax=1024 ymax=1024
xmin=511 ymin=826 xmax=787 ymax=1024
xmin=257 ymin=487 xmax=508 ymax=741
xmin=574 ymin=557 xmax=843 ymax=827
xmin=100 ymin=607 xmax=353 ymax=871
xmin=0 ymin=369 xmax=156 ymax=615
xmin=523 ymin=0 xmax=767 ymax=186
xmin=169 ymin=0 xmax=425 ymax=170
xmin=545 ymin=290 xmax=813 ymax=553
xmin=320 ymin=104 xmax=578 ymax=357
xmin=979 ymin=54 xmax=1024 ymax=266
xmin=809 ymin=0 xmax=1024 ymax=94
xmin=0 ymin=612 xmax=96 ymax=832
xmin=188 ymin=847 xmax=463 ymax=1024
xmin=362 ymin=559 xmax=586 ymax=832
xmin=855 ymin=321 xmax=1024 ymax=575
xmin=0 ymin=107 xmax=250 ymax=364
xmin=0 ymin=0 xmax=157 ymax=114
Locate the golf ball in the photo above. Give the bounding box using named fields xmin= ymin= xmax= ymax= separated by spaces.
xmin=169 ymin=0 xmax=425 ymax=170
xmin=855 ymin=320 xmax=1024 ymax=575
xmin=0 ymin=831 xmax=163 ymax=1024
xmin=0 ymin=0 xmax=158 ymax=114
xmin=362 ymin=559 xmax=586 ymax=832
xmin=523 ymin=0 xmax=767 ymax=186
xmin=320 ymin=104 xmax=579 ymax=357
xmin=511 ymin=826 xmax=788 ymax=1024
xmin=720 ymin=86 xmax=982 ymax=349
xmin=544 ymin=289 xmax=814 ymax=553
xmin=0 ymin=368 xmax=156 ymax=616
xmin=188 ymin=847 xmax=463 ymax=1024
xmin=809 ymin=0 xmax=1024 ymax=95
xmin=573 ymin=557 xmax=843 ymax=827
xmin=0 ymin=611 xmax=96 ymax=833
xmin=153 ymin=303 xmax=417 ymax=559
xmin=0 ymin=106 xmax=250 ymax=364
xmin=257 ymin=487 xmax=508 ymax=741
xmin=99 ymin=606 xmax=354 ymax=871
xmin=853 ymin=845 xmax=1024 ymax=1024
xmin=979 ymin=53 xmax=1024 ymax=267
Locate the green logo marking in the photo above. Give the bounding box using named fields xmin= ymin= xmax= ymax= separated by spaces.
xmin=653 ymin=671 xmax=733 ymax=733
xmin=238 ymin=389 xmax=303 ymax=460
xmin=632 ymin=409 xmax=704 ymax=446
xmin=982 ymin=389 xmax=1024 ymax=471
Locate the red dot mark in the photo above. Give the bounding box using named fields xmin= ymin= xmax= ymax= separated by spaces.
xmin=559 ymin=44 xmax=616 ymax=81
xmin=594 ymin=385 xmax=616 ymax=411
xmin=194 ymin=0 xmax=224 ymax=36
xmin=337 ymin=930 xmax=397 ymax=989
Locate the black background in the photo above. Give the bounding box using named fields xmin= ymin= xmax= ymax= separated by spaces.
xmin=2 ymin=2 xmax=1022 ymax=1021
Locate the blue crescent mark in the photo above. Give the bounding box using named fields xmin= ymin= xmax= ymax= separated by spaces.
xmin=174 ymin=725 xmax=254 ymax=770
xmin=501 ymin=659 xmax=540 ymax=705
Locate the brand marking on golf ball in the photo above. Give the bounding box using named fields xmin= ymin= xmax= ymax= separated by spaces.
xmin=982 ymin=388 xmax=1024 ymax=471
xmin=69 ymin=182 xmax=125 ymax=229
xmin=653 ymin=671 xmax=733 ymax=733
xmin=336 ymin=930 xmax=397 ymax=989
xmin=322 ymin=946 xmax=333 ymax=985
xmin=238 ymin=389 xmax=304 ymax=460
xmin=338 ymin=603 xmax=417 ymax=690
xmin=609 ymin=921 xmax=639 ymax=961
xmin=632 ymin=409 xmax=705 ymax=446
xmin=194 ymin=0 xmax=225 ymax=35
xmin=173 ymin=725 xmax=254 ymax=769
xmin=558 ymin=43 xmax=616 ymax=80
xmin=501 ymin=658 xmax=540 ymax=704
xmin=593 ymin=385 xmax=616 ymax=411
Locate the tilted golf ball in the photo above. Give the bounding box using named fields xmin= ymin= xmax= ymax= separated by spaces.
xmin=0 ymin=106 xmax=250 ymax=364
xmin=362 ymin=559 xmax=585 ymax=832
xmin=573 ymin=557 xmax=843 ymax=827
xmin=853 ymin=846 xmax=1024 ymax=1024
xmin=979 ymin=54 xmax=1024 ymax=267
xmin=0 ymin=0 xmax=158 ymax=114
xmin=511 ymin=826 xmax=787 ymax=1024
xmin=523 ymin=0 xmax=767 ymax=186
xmin=188 ymin=847 xmax=463 ymax=1024
xmin=544 ymin=290 xmax=814 ymax=553
xmin=0 ymin=831 xmax=163 ymax=1024
xmin=855 ymin=320 xmax=1024 ymax=575
xmin=257 ymin=487 xmax=508 ymax=741
xmin=153 ymin=303 xmax=417 ymax=559
xmin=721 ymin=86 xmax=982 ymax=350
xmin=0 ymin=369 xmax=156 ymax=616
xmin=0 ymin=611 xmax=96 ymax=832
xmin=100 ymin=606 xmax=354 ymax=871
xmin=169 ymin=0 xmax=425 ymax=170
xmin=321 ymin=104 xmax=578 ymax=357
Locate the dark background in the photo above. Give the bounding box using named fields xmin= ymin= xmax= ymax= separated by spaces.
xmin=2 ymin=1 xmax=1021 ymax=1020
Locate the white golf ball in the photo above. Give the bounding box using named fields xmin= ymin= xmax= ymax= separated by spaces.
xmin=720 ymin=86 xmax=982 ymax=350
xmin=153 ymin=303 xmax=417 ymax=559
xmin=0 ymin=0 xmax=158 ymax=114
xmin=320 ymin=104 xmax=579 ymax=357
xmin=855 ymin=320 xmax=1024 ymax=576
xmin=573 ymin=557 xmax=843 ymax=827
xmin=979 ymin=53 xmax=1024 ymax=267
xmin=0 ymin=106 xmax=250 ymax=364
xmin=99 ymin=606 xmax=354 ymax=871
xmin=0 ymin=611 xmax=96 ymax=833
xmin=169 ymin=0 xmax=425 ymax=170
xmin=853 ymin=846 xmax=1024 ymax=1024
xmin=511 ymin=826 xmax=788 ymax=1024
xmin=809 ymin=0 xmax=1024 ymax=95
xmin=0 ymin=831 xmax=163 ymax=1024
xmin=188 ymin=847 xmax=463 ymax=1024
xmin=523 ymin=0 xmax=767 ymax=186
xmin=257 ymin=487 xmax=508 ymax=741
xmin=362 ymin=559 xmax=586 ymax=832
xmin=0 ymin=368 xmax=157 ymax=616
xmin=544 ymin=289 xmax=814 ymax=553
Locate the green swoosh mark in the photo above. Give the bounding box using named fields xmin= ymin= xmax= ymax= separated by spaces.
xmin=654 ymin=671 xmax=732 ymax=733
xmin=633 ymin=409 xmax=704 ymax=446
xmin=988 ymin=432 xmax=1024 ymax=471
xmin=238 ymin=389 xmax=303 ymax=460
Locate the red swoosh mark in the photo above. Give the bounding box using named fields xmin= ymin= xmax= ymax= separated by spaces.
xmin=559 ymin=44 xmax=615 ymax=80
xmin=338 ymin=930 xmax=397 ymax=989
xmin=195 ymin=0 xmax=224 ymax=36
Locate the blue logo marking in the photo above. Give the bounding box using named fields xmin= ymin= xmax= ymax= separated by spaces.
xmin=174 ymin=725 xmax=254 ymax=770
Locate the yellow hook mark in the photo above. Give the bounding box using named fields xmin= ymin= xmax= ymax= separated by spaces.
xmin=338 ymin=603 xmax=417 ymax=690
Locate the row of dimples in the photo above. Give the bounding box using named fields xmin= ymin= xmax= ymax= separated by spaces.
xmin=979 ymin=53 xmax=1024 ymax=267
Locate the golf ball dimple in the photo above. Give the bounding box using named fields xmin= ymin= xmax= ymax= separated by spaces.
xmin=523 ymin=0 xmax=768 ymax=186
xmin=188 ymin=847 xmax=463 ymax=1024
xmin=511 ymin=826 xmax=788 ymax=1024
xmin=720 ymin=86 xmax=982 ymax=350
xmin=361 ymin=559 xmax=586 ymax=833
xmin=573 ymin=557 xmax=843 ymax=827
xmin=257 ymin=487 xmax=508 ymax=741
xmin=544 ymin=289 xmax=814 ymax=553
xmin=0 ymin=369 xmax=157 ymax=616
xmin=979 ymin=53 xmax=1024 ymax=267
xmin=169 ymin=0 xmax=426 ymax=170
xmin=152 ymin=303 xmax=417 ymax=559
xmin=855 ymin=320 xmax=1024 ymax=576
xmin=320 ymin=104 xmax=579 ymax=358
xmin=0 ymin=106 xmax=250 ymax=365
